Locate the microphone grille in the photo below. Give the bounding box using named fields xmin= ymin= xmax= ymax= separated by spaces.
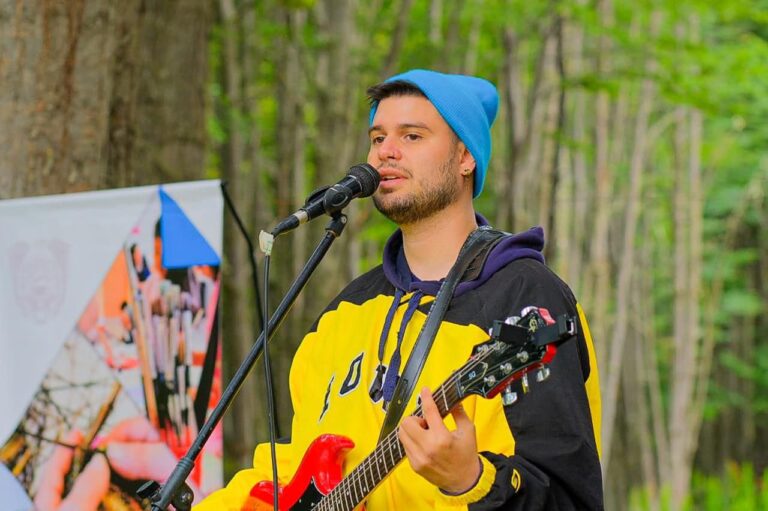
xmin=348 ymin=163 xmax=381 ymax=197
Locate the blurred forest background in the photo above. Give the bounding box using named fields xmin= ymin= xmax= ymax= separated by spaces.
xmin=1 ymin=0 xmax=767 ymax=509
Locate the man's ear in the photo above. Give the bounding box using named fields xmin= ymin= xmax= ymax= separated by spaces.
xmin=458 ymin=143 xmax=476 ymax=176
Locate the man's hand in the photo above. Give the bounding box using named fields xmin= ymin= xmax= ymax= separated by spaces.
xmin=398 ymin=387 xmax=482 ymax=494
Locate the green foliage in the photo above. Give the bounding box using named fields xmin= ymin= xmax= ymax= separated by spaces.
xmin=630 ymin=464 xmax=768 ymax=510
xmin=710 ymin=345 xmax=768 ymax=415
xmin=721 ymin=288 xmax=764 ymax=317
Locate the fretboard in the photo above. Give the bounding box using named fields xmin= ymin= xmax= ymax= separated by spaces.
xmin=314 ymin=362 xmax=475 ymax=511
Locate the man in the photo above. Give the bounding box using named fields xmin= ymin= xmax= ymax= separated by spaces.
xmin=195 ymin=69 xmax=603 ymax=510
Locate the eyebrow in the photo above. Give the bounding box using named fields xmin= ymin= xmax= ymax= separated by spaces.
xmin=368 ymin=122 xmax=433 ymax=135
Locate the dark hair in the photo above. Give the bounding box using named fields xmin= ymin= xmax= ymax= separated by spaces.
xmin=367 ymin=80 xmax=425 ymax=105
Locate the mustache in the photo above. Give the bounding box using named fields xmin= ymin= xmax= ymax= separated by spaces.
xmin=376 ymin=163 xmax=411 ymax=175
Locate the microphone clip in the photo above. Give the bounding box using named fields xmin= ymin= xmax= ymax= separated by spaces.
xmin=305 ymin=185 xmax=331 ymax=206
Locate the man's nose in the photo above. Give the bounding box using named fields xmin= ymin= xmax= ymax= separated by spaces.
xmin=376 ymin=136 xmax=402 ymax=162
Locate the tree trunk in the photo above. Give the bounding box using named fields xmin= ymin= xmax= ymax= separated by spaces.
xmin=558 ymin=0 xmax=588 ymax=291
xmin=0 ymin=0 xmax=210 ymax=193
xmin=601 ymin=9 xmax=661 ymax=476
xmin=668 ymin=16 xmax=704 ymax=508
xmin=498 ymin=26 xmax=525 ymax=229
xmin=429 ymin=0 xmax=443 ymax=47
xmin=514 ymin=26 xmax=557 ymax=232
xmin=381 ymin=0 xmax=415 ymax=78
xmin=217 ymin=0 xmax=264 ymax=469
xmin=587 ymin=0 xmax=614 ymax=372
xmin=462 ymin=0 xmax=484 ymax=76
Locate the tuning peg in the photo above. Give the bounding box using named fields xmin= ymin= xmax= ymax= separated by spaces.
xmin=521 ymin=373 xmax=530 ymax=394
xmin=536 ymin=366 xmax=551 ymax=382
xmin=502 ymin=385 xmax=518 ymax=406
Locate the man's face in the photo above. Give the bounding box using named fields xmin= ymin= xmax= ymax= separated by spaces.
xmin=367 ymin=95 xmax=469 ymax=225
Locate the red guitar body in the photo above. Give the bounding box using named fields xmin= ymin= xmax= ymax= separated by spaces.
xmin=241 ymin=434 xmax=361 ymax=511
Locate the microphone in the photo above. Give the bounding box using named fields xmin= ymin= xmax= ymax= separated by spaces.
xmin=271 ymin=163 xmax=380 ymax=237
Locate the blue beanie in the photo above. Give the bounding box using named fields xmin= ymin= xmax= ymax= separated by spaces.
xmin=369 ymin=69 xmax=499 ymax=198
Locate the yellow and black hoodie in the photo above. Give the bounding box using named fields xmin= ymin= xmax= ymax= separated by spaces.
xmin=194 ymin=223 xmax=603 ymax=510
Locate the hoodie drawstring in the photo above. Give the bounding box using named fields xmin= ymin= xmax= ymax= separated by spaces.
xmin=379 ymin=290 xmax=424 ymax=403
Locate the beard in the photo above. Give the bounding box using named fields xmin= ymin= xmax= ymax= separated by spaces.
xmin=372 ymin=148 xmax=462 ymax=225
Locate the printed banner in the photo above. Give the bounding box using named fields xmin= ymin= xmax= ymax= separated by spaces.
xmin=0 ymin=181 xmax=224 ymax=510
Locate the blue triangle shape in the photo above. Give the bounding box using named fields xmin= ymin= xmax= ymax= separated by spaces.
xmin=159 ymin=187 xmax=220 ymax=269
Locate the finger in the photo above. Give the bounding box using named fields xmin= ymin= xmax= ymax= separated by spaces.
xmin=59 ymin=453 xmax=110 ymax=511
xmin=95 ymin=416 xmax=159 ymax=446
xmin=398 ymin=416 xmax=424 ymax=439
xmin=397 ymin=421 xmax=424 ymax=466
xmin=419 ymin=387 xmax=448 ymax=434
xmin=34 ymin=430 xmax=83 ymax=511
xmin=450 ymin=402 xmax=473 ymax=431
xmin=107 ymin=441 xmax=178 ymax=481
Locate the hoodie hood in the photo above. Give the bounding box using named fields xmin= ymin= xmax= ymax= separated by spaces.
xmin=381 ymin=214 xmax=545 ymax=297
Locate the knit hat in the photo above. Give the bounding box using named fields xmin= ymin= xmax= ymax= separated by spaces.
xmin=369 ymin=69 xmax=499 ymax=198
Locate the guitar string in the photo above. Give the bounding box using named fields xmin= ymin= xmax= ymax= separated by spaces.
xmin=318 ymin=345 xmax=508 ymax=511
xmin=316 ymin=364 xmax=470 ymax=511
xmin=317 ymin=340 xmax=536 ymax=510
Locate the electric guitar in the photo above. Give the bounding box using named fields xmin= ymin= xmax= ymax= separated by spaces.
xmin=243 ymin=307 xmax=577 ymax=511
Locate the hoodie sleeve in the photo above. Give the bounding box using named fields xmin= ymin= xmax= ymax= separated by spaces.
xmin=455 ymin=259 xmax=603 ymax=510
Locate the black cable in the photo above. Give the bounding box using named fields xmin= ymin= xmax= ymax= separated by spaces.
xmin=219 ymin=182 xmax=264 ymax=331
xmin=219 ymin=182 xmax=278 ymax=508
xmin=262 ymin=254 xmax=280 ymax=510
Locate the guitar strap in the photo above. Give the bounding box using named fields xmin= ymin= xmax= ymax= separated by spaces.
xmin=377 ymin=226 xmax=507 ymax=443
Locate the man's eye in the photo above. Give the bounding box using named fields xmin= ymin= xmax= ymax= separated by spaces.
xmin=404 ymin=133 xmax=421 ymax=141
xmin=371 ymin=136 xmax=385 ymax=144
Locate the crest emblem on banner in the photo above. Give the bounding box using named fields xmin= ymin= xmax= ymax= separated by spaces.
xmin=9 ymin=239 xmax=69 ymax=324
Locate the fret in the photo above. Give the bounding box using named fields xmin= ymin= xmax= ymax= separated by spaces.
xmin=333 ymin=481 xmax=345 ymax=510
xmin=320 ymin=491 xmax=332 ymax=511
xmin=367 ymin=457 xmax=375 ymax=493
xmin=355 ymin=462 xmax=365 ymax=501
xmin=359 ymin=467 xmax=369 ymax=503
xmin=391 ymin=436 xmax=401 ymax=467
xmin=315 ymin=348 xmax=504 ymax=510
xmin=343 ymin=483 xmax=353 ymax=510
xmin=362 ymin=459 xmax=369 ymax=493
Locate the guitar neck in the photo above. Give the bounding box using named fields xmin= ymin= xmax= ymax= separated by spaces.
xmin=315 ymin=373 xmax=464 ymax=511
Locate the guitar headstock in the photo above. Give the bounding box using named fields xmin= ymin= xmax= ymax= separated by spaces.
xmin=456 ymin=307 xmax=577 ymax=402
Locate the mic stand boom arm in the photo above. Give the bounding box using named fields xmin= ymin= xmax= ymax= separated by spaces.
xmin=140 ymin=213 xmax=348 ymax=511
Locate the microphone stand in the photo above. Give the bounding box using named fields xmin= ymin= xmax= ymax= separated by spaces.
xmin=139 ymin=213 xmax=348 ymax=510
